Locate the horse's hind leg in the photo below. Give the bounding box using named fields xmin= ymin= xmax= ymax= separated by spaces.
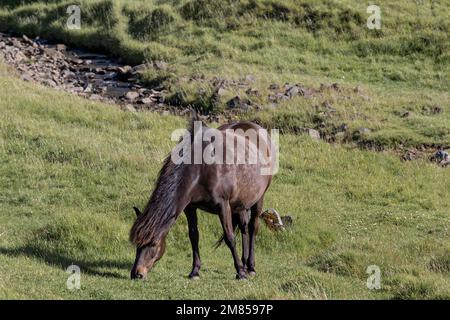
xmin=185 ymin=207 xmax=201 ymax=279
xmin=248 ymin=197 xmax=263 ymax=276
xmin=219 ymin=201 xmax=247 ymax=279
xmin=238 ymin=210 xmax=250 ymax=272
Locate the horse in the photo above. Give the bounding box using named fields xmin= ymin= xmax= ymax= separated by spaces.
xmin=129 ymin=120 xmax=276 ymax=280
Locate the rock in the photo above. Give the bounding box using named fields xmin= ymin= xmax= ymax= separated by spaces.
xmin=71 ymin=58 xmax=83 ymax=65
xmin=89 ymin=94 xmax=102 ymax=101
xmin=153 ymin=60 xmax=167 ymax=71
xmin=305 ymin=128 xmax=321 ymax=140
xmin=14 ymin=51 xmax=27 ymax=62
xmin=117 ymin=65 xmax=133 ymax=80
xmin=94 ymin=67 xmax=106 ymax=74
xmin=433 ymin=150 xmax=449 ymax=162
xmin=245 ymin=74 xmax=256 ymax=83
xmin=140 ymin=97 xmax=154 ymax=105
xmin=124 ymin=91 xmax=139 ymax=101
xmin=216 ymin=87 xmax=227 ymax=97
xmin=269 ymin=83 xmax=280 ymax=90
xmin=354 ymin=85 xmax=363 ymax=94
xmin=402 ymin=149 xmax=418 ymax=161
xmin=133 ymin=63 xmax=150 ymax=73
xmin=85 ymin=72 xmax=96 ymax=79
xmin=22 ymin=35 xmax=33 ymax=44
xmin=21 ymin=73 xmax=33 ymax=82
xmin=0 ymin=41 xmax=5 ymax=49
xmin=43 ymin=79 xmax=57 ymax=87
xmin=56 ymin=44 xmax=66 ymax=51
xmin=431 ymin=105 xmax=442 ymax=115
xmin=246 ymin=88 xmax=259 ymax=96
xmin=285 ymin=85 xmax=299 ymax=98
xmin=357 ymin=127 xmax=371 ymax=135
xmin=226 ymin=96 xmax=251 ymax=110
xmin=124 ymin=104 xmax=137 ymax=112
xmin=401 ymin=111 xmax=413 ymax=118
xmin=260 ymin=208 xmax=286 ymax=231
xmin=337 ymin=123 xmax=348 ymax=132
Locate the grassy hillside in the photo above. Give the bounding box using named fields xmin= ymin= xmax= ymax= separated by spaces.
xmin=0 ymin=0 xmax=449 ymax=149
xmin=1 ymin=61 xmax=449 ymax=299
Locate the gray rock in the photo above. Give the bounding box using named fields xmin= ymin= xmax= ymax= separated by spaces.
xmin=305 ymin=128 xmax=320 ymax=140
xmin=285 ymin=85 xmax=299 ymax=98
xmin=21 ymin=73 xmax=33 ymax=82
xmin=124 ymin=91 xmax=139 ymax=101
xmin=89 ymin=94 xmax=102 ymax=101
xmin=140 ymin=97 xmax=154 ymax=105
xmin=153 ymin=60 xmax=167 ymax=71
xmin=357 ymin=127 xmax=371 ymax=135
xmin=124 ymin=104 xmax=137 ymax=112
xmin=245 ymin=74 xmax=256 ymax=83
xmin=56 ymin=44 xmax=66 ymax=51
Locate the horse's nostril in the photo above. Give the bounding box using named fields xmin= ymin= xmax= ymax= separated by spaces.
xmin=136 ymin=273 xmax=144 ymax=279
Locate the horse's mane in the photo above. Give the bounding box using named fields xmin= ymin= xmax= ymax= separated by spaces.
xmin=129 ymin=116 xmax=206 ymax=247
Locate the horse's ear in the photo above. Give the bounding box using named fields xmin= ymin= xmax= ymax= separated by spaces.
xmin=133 ymin=207 xmax=142 ymax=217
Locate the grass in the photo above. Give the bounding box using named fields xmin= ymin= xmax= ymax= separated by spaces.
xmin=0 ymin=60 xmax=449 ymax=299
xmin=0 ymin=0 xmax=449 ymax=149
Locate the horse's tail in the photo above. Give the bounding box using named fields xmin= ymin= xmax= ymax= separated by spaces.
xmin=214 ymin=214 xmax=240 ymax=249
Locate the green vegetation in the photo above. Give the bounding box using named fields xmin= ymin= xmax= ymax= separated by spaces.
xmin=0 ymin=0 xmax=448 ymax=148
xmin=0 ymin=61 xmax=449 ymax=299
xmin=0 ymin=0 xmax=449 ymax=299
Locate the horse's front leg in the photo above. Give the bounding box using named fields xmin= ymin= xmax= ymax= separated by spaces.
xmin=219 ymin=201 xmax=246 ymax=279
xmin=185 ymin=207 xmax=201 ymax=279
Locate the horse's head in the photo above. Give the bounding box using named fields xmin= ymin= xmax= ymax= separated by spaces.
xmin=130 ymin=207 xmax=167 ymax=280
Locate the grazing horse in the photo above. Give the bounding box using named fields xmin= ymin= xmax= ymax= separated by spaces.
xmin=129 ymin=120 xmax=276 ymax=280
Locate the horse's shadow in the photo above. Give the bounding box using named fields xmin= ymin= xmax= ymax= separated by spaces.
xmin=0 ymin=245 xmax=130 ymax=279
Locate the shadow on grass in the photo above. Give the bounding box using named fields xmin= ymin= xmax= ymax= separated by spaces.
xmin=0 ymin=245 xmax=131 ymax=280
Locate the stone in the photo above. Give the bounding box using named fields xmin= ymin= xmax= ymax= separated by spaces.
xmin=285 ymin=85 xmax=299 ymax=98
xmin=140 ymin=97 xmax=154 ymax=105
xmin=226 ymin=96 xmax=250 ymax=109
xmin=21 ymin=73 xmax=33 ymax=82
xmin=305 ymin=128 xmax=320 ymax=140
xmin=89 ymin=94 xmax=102 ymax=101
xmin=14 ymin=51 xmax=27 ymax=62
xmin=56 ymin=44 xmax=66 ymax=51
xmin=401 ymin=111 xmax=413 ymax=118
xmin=245 ymin=74 xmax=256 ymax=83
xmin=133 ymin=63 xmax=150 ymax=73
xmin=124 ymin=104 xmax=137 ymax=112
xmin=357 ymin=127 xmax=371 ymax=135
xmin=124 ymin=91 xmax=139 ymax=101
xmin=216 ymin=87 xmax=227 ymax=96
xmin=269 ymin=83 xmax=280 ymax=90
xmin=71 ymin=58 xmax=83 ymax=65
xmin=153 ymin=60 xmax=167 ymax=71
xmin=22 ymin=35 xmax=33 ymax=44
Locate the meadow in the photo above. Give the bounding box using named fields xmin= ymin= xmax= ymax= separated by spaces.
xmin=0 ymin=0 xmax=449 ymax=299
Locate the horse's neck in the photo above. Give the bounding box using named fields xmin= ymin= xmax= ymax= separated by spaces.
xmin=146 ymin=163 xmax=191 ymax=219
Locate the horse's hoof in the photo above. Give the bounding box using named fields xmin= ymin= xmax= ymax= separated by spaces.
xmin=189 ymin=273 xmax=200 ymax=280
xmin=247 ymin=270 xmax=256 ymax=277
xmin=236 ymin=273 xmax=247 ymax=280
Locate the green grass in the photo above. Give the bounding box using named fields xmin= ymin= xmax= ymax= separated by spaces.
xmin=0 ymin=0 xmax=449 ymax=148
xmin=1 ymin=61 xmax=449 ymax=299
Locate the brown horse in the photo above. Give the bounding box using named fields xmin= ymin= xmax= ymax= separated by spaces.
xmin=129 ymin=120 xmax=276 ymax=280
